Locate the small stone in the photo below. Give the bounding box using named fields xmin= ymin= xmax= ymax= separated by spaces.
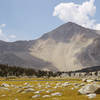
xmin=32 ymin=95 xmax=40 ymax=98
xmin=1 ymin=94 xmax=6 ymax=97
xmin=24 ymin=83 xmax=29 ymax=85
xmin=86 ymin=93 xmax=96 ymax=99
xmin=42 ymin=95 xmax=51 ymax=98
xmin=22 ymin=88 xmax=34 ymax=93
xmin=1 ymin=83 xmax=9 ymax=87
xmin=71 ymin=88 xmax=74 ymax=90
xmin=51 ymin=92 xmax=62 ymax=96
xmin=87 ymin=80 xmax=94 ymax=83
xmin=62 ymin=82 xmax=70 ymax=87
xmin=34 ymin=91 xmax=41 ymax=94
xmin=82 ymin=79 xmax=87 ymax=82
xmin=15 ymin=98 xmax=18 ymax=100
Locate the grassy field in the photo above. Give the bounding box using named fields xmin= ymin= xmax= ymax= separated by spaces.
xmin=0 ymin=77 xmax=100 ymax=100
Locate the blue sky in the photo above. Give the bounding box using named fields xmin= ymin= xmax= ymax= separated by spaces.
xmin=0 ymin=0 xmax=100 ymax=41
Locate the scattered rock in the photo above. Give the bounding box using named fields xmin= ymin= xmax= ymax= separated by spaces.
xmin=79 ymin=83 xmax=85 ymax=87
xmin=34 ymin=91 xmax=41 ymax=94
xmin=24 ymin=83 xmax=29 ymax=85
xmin=71 ymin=88 xmax=74 ymax=90
xmin=15 ymin=98 xmax=18 ymax=100
xmin=82 ymin=79 xmax=87 ymax=82
xmin=42 ymin=95 xmax=51 ymax=98
xmin=22 ymin=88 xmax=34 ymax=93
xmin=23 ymin=85 xmax=33 ymax=89
xmin=62 ymin=82 xmax=70 ymax=87
xmin=54 ymin=86 xmax=58 ymax=88
xmin=87 ymin=80 xmax=94 ymax=83
xmin=86 ymin=93 xmax=96 ymax=99
xmin=1 ymin=94 xmax=6 ymax=97
xmin=51 ymin=92 xmax=62 ymax=96
xmin=78 ymin=84 xmax=100 ymax=94
xmin=1 ymin=83 xmax=9 ymax=87
xmin=32 ymin=95 xmax=40 ymax=98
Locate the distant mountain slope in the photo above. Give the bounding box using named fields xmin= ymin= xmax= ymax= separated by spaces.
xmin=75 ymin=66 xmax=100 ymax=72
xmin=0 ymin=22 xmax=100 ymax=71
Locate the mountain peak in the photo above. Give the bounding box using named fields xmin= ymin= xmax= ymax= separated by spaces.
xmin=41 ymin=22 xmax=92 ymax=42
xmin=66 ymin=22 xmax=77 ymax=25
xmin=62 ymin=22 xmax=84 ymax=29
xmin=51 ymin=22 xmax=88 ymax=34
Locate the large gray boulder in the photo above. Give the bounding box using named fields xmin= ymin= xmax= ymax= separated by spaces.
xmin=78 ymin=84 xmax=100 ymax=94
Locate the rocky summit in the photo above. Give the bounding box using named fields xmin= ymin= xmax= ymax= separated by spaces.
xmin=0 ymin=22 xmax=100 ymax=71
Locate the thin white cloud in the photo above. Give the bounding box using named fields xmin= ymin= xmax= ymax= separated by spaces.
xmin=53 ymin=0 xmax=100 ymax=30
xmin=0 ymin=24 xmax=16 ymax=41
xmin=0 ymin=24 xmax=6 ymax=28
xmin=9 ymin=34 xmax=16 ymax=39
xmin=0 ymin=28 xmax=9 ymax=41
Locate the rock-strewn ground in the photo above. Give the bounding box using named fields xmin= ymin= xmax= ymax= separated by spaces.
xmin=0 ymin=77 xmax=100 ymax=100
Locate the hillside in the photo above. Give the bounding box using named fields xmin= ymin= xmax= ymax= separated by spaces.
xmin=0 ymin=22 xmax=100 ymax=71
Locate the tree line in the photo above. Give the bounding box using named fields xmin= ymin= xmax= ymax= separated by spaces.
xmin=0 ymin=64 xmax=99 ymax=77
xmin=0 ymin=64 xmax=61 ymax=77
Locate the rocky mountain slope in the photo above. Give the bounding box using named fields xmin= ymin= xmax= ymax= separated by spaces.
xmin=0 ymin=22 xmax=100 ymax=71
